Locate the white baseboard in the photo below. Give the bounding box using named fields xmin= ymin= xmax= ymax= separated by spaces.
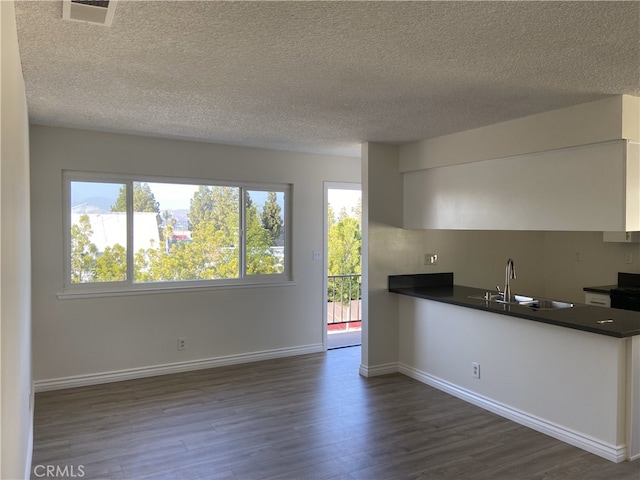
xmin=398 ymin=363 xmax=627 ymax=463
xmin=34 ymin=343 xmax=324 ymax=392
xmin=359 ymin=362 xmax=399 ymax=377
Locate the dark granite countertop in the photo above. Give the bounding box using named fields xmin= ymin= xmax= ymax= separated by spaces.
xmin=583 ymin=285 xmax=616 ymax=294
xmin=389 ymin=273 xmax=640 ymax=338
xmin=583 ymin=273 xmax=640 ymax=294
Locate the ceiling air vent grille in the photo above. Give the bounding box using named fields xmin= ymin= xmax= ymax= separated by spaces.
xmin=62 ymin=0 xmax=117 ymax=27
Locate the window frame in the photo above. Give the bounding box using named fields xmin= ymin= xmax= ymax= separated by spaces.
xmin=61 ymin=171 xmax=293 ymax=298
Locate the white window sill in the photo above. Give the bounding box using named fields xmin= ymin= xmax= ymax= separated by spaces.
xmin=57 ymin=279 xmax=297 ymax=300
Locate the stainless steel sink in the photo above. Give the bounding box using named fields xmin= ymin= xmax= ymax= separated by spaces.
xmin=513 ymin=295 xmax=575 ymax=309
xmin=469 ymin=293 xmax=577 ymax=310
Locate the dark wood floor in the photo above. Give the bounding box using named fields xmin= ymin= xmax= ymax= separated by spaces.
xmin=32 ymin=347 xmax=639 ymax=480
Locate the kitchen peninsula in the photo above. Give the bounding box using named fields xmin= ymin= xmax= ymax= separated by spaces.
xmin=390 ymin=273 xmax=640 ymax=463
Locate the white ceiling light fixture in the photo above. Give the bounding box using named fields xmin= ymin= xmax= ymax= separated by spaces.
xmin=62 ymin=0 xmax=117 ymax=27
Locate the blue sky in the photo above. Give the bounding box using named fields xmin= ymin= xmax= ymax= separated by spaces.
xmin=71 ymin=181 xmax=285 ymax=212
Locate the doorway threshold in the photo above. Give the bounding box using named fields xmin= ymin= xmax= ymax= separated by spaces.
xmin=327 ymin=330 xmax=361 ymax=350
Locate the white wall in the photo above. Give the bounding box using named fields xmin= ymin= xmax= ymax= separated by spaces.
xmin=394 ymin=229 xmax=547 ymax=297
xmin=1 ymin=1 xmax=33 ymax=478
xmin=30 ymin=126 xmax=359 ymax=385
xmin=543 ymin=231 xmax=640 ymax=302
xmin=398 ymin=297 xmax=629 ymax=461
xmin=361 ymin=143 xmax=404 ymax=373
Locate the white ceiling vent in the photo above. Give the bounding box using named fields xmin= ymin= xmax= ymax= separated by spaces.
xmin=62 ymin=0 xmax=117 ymax=27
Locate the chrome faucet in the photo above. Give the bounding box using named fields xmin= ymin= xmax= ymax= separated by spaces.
xmin=503 ymin=258 xmax=516 ymax=302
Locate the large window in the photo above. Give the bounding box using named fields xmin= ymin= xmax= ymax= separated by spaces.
xmin=64 ymin=172 xmax=290 ymax=295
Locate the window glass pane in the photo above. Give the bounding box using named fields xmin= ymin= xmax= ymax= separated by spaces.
xmin=133 ymin=183 xmax=240 ymax=282
xmin=245 ymin=190 xmax=285 ymax=275
xmin=70 ymin=181 xmax=127 ymax=283
xmin=67 ymin=176 xmax=289 ymax=292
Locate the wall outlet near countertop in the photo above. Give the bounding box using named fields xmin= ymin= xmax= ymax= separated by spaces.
xmin=424 ymin=253 xmax=438 ymax=265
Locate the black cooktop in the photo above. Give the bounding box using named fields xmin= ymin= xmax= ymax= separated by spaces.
xmin=612 ymin=287 xmax=640 ymax=297
xmin=612 ymin=273 xmax=640 ymax=294
xmin=616 ymin=272 xmax=640 ymax=288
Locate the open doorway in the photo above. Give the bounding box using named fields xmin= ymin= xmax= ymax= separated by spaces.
xmin=324 ymin=183 xmax=362 ymax=350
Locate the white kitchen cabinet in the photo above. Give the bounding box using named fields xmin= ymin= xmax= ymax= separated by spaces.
xmin=585 ymin=292 xmax=611 ymax=308
xmin=403 ymin=140 xmax=640 ymax=231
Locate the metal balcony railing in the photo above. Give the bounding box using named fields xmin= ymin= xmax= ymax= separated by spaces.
xmin=327 ymin=274 xmax=362 ymax=325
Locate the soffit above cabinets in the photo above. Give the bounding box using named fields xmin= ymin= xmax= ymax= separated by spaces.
xmin=399 ymin=95 xmax=640 ymax=173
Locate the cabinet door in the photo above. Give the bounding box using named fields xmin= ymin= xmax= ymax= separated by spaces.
xmin=404 ymin=141 xmax=627 ymax=231
xmin=585 ymin=292 xmax=611 ymax=308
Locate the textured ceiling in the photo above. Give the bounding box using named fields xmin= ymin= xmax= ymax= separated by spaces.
xmin=14 ymin=0 xmax=640 ymax=157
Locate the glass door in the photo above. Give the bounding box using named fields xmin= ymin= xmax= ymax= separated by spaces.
xmin=324 ymin=183 xmax=362 ymax=350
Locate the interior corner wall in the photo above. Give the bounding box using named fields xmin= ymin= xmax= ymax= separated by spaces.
xmin=1 ymin=1 xmax=34 ymax=478
xmin=362 ymin=142 xmax=424 ymax=373
xmin=30 ymin=126 xmax=360 ymax=385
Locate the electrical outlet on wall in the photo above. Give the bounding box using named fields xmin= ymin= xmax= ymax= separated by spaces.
xmin=177 ymin=337 xmax=187 ymax=351
xmin=472 ymin=362 xmax=480 ymax=379
xmin=424 ymin=253 xmax=438 ymax=265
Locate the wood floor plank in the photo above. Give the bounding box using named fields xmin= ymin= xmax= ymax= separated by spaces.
xmin=31 ymin=346 xmax=639 ymax=480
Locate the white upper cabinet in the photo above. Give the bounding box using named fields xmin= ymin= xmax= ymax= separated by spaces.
xmin=400 ymin=96 xmax=640 ymax=231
